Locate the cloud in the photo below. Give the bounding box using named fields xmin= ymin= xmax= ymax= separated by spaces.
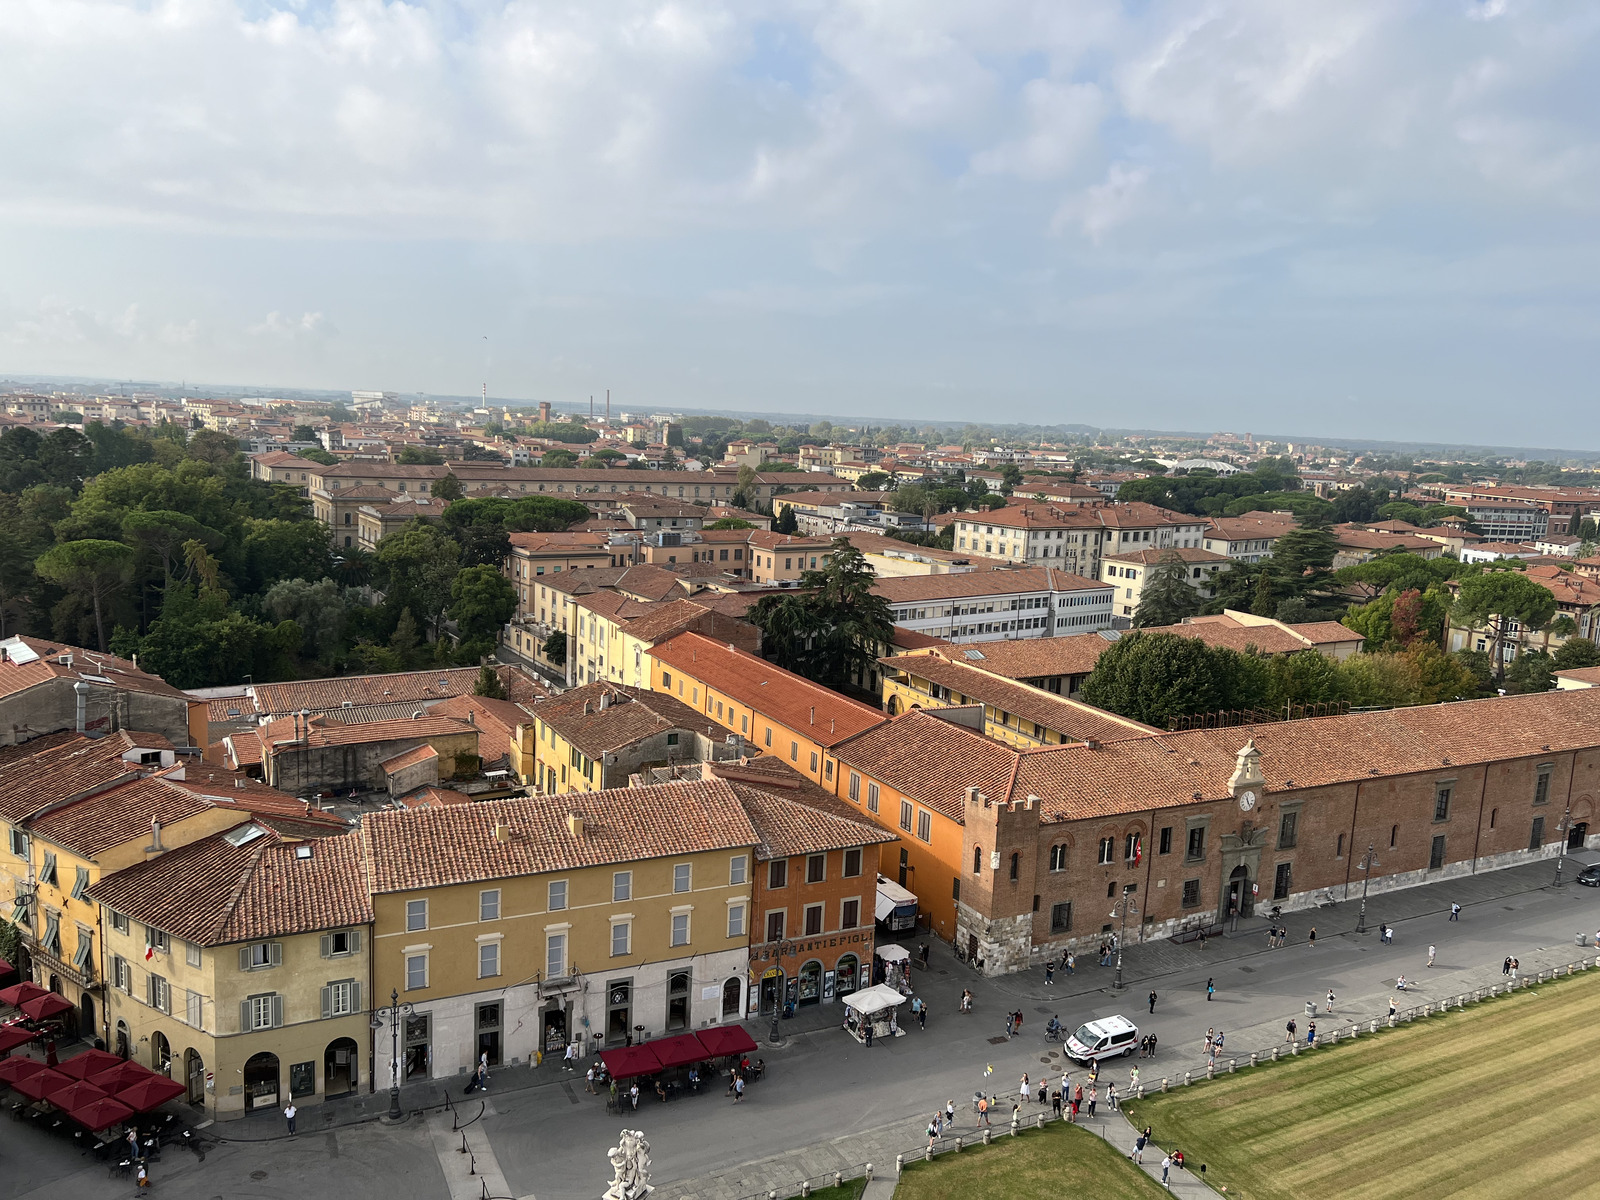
xmin=1053 ymin=162 xmax=1151 ymax=242
xmin=249 ymin=311 xmax=331 ymax=338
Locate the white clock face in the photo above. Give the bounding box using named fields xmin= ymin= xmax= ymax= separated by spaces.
xmin=1238 ymin=790 xmax=1257 ymax=811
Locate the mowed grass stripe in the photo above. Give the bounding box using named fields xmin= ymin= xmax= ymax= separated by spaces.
xmin=1125 ymin=973 xmax=1600 ymax=1200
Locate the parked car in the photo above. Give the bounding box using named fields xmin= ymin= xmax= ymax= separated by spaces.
xmin=1576 ymin=864 xmax=1600 ymax=887
xmin=1065 ymin=1014 xmax=1140 ymax=1064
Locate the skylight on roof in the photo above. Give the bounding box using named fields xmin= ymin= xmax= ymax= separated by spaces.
xmin=963 ymin=650 xmax=986 ymax=660
xmin=223 ymin=824 xmax=266 ymax=847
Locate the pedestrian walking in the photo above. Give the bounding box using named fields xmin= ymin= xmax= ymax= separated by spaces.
xmin=1038 ymin=1078 xmax=1048 ymax=1104
xmin=1130 ymin=1065 xmax=1140 ymax=1091
xmin=1088 ymin=1061 xmax=1099 ymax=1086
xmin=1308 ymin=926 xmax=1317 ymax=947
xmin=1013 ymin=1010 xmax=1023 ymax=1037
xmin=1149 ymin=990 xmax=1158 ymax=1014
xmin=1198 ymin=928 xmax=1208 ymax=950
xmin=1052 ymin=1090 xmax=1062 ymax=1117
xmin=1087 ymin=1085 xmax=1097 ymax=1117
xmin=1326 ymin=989 xmax=1336 ymax=1014
xmin=927 ymin=1117 xmax=939 ymax=1149
xmin=1380 ymin=923 xmax=1391 ymax=944
xmin=1450 ymin=902 xmax=1461 ymax=921
xmin=1511 ymin=957 xmax=1519 ymax=981
xmin=960 ymin=988 xmax=972 ymax=1013
xmin=563 ymin=1042 xmax=577 ymax=1071
xmin=920 ymin=943 xmax=930 ymax=970
xmin=978 ymin=1096 xmax=991 ymax=1125
xmin=946 ymin=1099 xmax=955 ymax=1128
xmin=284 ymin=1102 xmax=297 ymax=1135
xmin=1162 ymin=1154 xmax=1172 ymax=1186
xmin=1108 ymin=1082 xmax=1118 ymax=1111
xmin=1069 ymin=1094 xmax=1079 ymax=1122
xmin=734 ymin=1076 xmax=745 ymax=1102
xmin=585 ymin=1064 xmax=597 ymax=1093
xmin=1020 ymin=1073 xmax=1030 ymax=1106
xmin=1503 ymin=956 xmax=1512 ymax=976
xmin=1427 ymin=944 xmax=1437 ymax=967
xmin=1388 ymin=996 xmax=1397 ymax=1019
xmin=630 ymin=1083 xmax=640 ymax=1110
xmin=1206 ymin=977 xmax=1215 ymax=1002
xmin=864 ymin=1023 xmax=873 ymax=1047
xmin=1045 ymin=961 xmax=1054 ymax=986
xmin=1066 ymin=951 xmax=1076 ymax=974
xmin=1131 ymin=1129 xmax=1146 ymax=1163
xmin=1214 ymin=1030 xmax=1224 ymax=1055
xmin=1307 ymin=1020 xmax=1316 ymax=1046
xmin=1286 ymin=1018 xmax=1297 ymax=1043
xmin=1205 ymin=1027 xmax=1214 ymax=1054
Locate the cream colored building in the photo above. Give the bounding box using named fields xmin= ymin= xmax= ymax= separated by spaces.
xmin=91 ymin=826 xmax=372 ymax=1120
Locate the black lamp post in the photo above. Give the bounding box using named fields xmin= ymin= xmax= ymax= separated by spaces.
xmin=1556 ymin=804 xmax=1572 ymax=887
xmin=372 ymin=987 xmax=415 ymax=1119
xmin=1356 ymin=844 xmax=1379 ymax=933
xmin=1111 ymin=889 xmax=1138 ymax=991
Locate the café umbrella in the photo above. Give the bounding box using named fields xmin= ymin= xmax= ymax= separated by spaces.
xmin=12 ymin=1067 xmax=72 ymax=1102
xmin=116 ymin=1074 xmax=187 ymax=1113
xmin=0 ymin=981 xmax=48 ymax=1009
xmin=0 ymin=1055 xmax=49 ymax=1086
xmin=56 ymin=1049 xmax=123 ymax=1080
xmin=20 ymin=993 xmax=75 ymax=1022
xmin=88 ymin=1060 xmax=157 ymax=1092
xmin=66 ymin=1094 xmax=136 ymax=1133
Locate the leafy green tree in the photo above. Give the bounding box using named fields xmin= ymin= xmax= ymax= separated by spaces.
xmin=298 ymin=446 xmax=338 ymax=466
xmin=1266 ymin=650 xmax=1342 ymax=708
xmin=1552 ymin=638 xmax=1600 ymax=671
xmin=1334 ymin=651 xmax=1417 ymax=707
xmin=473 ymin=665 xmax=508 ymax=699
xmin=83 ymin=422 xmax=156 ymax=475
xmin=135 ymin=582 xmax=269 ymax=688
xmin=1132 ymin=553 xmax=1202 ymax=628
xmin=999 ymin=464 xmax=1024 ymax=494
xmin=1270 ymin=528 xmax=1338 ymax=579
xmin=432 ymin=474 xmax=464 ymax=501
xmin=1504 ymin=648 xmax=1555 ymax=695
xmin=237 ymin=519 xmax=332 ymax=593
xmin=542 ymin=630 xmax=567 ymax=666
xmin=1377 ymin=502 xmax=1426 ymax=525
xmin=773 ymin=506 xmax=800 ymax=535
xmin=707 ymin=517 xmax=754 ymax=530
xmin=1334 ymin=552 xmax=1462 ymax=600
xmin=291 ymin=425 xmax=318 ymax=442
xmin=854 ymin=472 xmax=890 ymax=491
xmin=0 ymin=520 xmax=35 ymax=638
xmin=1451 ymin=570 xmax=1557 ymax=682
xmin=1081 ymin=633 xmax=1235 ymax=728
xmin=524 ymin=422 xmax=599 ymax=443
xmin=450 ymin=565 xmax=518 ymax=644
xmin=263 ymin=577 xmax=351 ymax=665
xmin=185 ymin=430 xmax=242 ymax=469
xmin=121 ymin=510 xmax=221 ymax=579
xmin=38 ymin=428 xmax=96 ymax=492
xmin=388 ymin=607 xmax=423 ymax=669
xmin=35 ymin=539 xmax=134 ymax=650
xmin=748 ymin=539 xmax=893 ymax=693
xmin=397 ymin=445 xmax=445 ymax=465
xmin=1400 ymin=642 xmax=1483 ymax=703
xmin=376 ymin=523 xmax=461 ymax=639
xmin=541 ymin=450 xmax=578 ymax=469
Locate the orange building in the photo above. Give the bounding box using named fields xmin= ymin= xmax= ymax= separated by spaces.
xmin=644 ymin=633 xmax=885 ymax=785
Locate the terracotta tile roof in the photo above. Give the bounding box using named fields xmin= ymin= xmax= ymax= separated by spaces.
xmin=1289 ymin=621 xmax=1366 ymax=644
xmin=954 ymin=504 xmax=1102 ymax=531
xmin=428 ymin=694 xmax=536 ymax=766
xmin=246 ymin=668 xmax=487 ymax=717
xmin=379 ymin=744 xmax=437 ymax=773
xmin=647 ymin=633 xmax=885 ymax=747
xmin=361 ymin=780 xmax=760 ymax=892
xmin=0 ymin=636 xmax=189 ymax=703
xmin=832 ymin=710 xmax=1023 ymax=822
xmin=1556 ymin=666 xmax=1600 ymax=686
xmin=89 ymin=825 xmax=372 ymax=945
xmin=157 ymin=765 xmax=350 ymax=832
xmin=255 ymin=713 xmax=476 ymax=751
xmin=838 ymin=530 xmax=999 ymax=566
xmin=27 ymin=777 xmax=215 ymax=857
xmin=930 ymin=634 xmax=1113 ymax=679
xmin=1101 ymin=547 xmax=1231 ymax=566
xmin=535 ymin=683 xmax=713 ymax=758
xmin=1203 ymin=516 xmax=1299 ymax=541
xmin=890 ymin=627 xmax=951 ymax=650
xmin=1093 ymin=502 xmax=1201 ymax=529
xmin=709 ymin=759 xmax=898 ymax=859
xmin=508 ymin=531 xmax=612 ymax=554
xmin=0 ymin=735 xmax=138 ymax=825
xmin=879 ymin=653 xmax=1157 ymax=743
xmin=874 ymin=567 xmax=1108 ymax=604
xmin=613 ymin=564 xmax=704 ymax=601
xmin=747 ymin=530 xmax=835 ymax=552
xmin=619 ymin=599 xmax=719 ymax=645
xmin=1134 ymin=621 xmax=1321 ymax=656
xmin=574 ymin=591 xmax=658 ymax=623
xmin=1330 ymin=527 xmax=1441 ymax=553
xmin=252 ymin=451 xmax=323 ymax=470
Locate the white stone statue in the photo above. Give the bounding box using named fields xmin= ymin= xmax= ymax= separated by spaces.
xmin=603 ymin=1129 xmax=652 ymax=1200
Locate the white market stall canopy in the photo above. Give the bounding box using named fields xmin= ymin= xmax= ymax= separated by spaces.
xmin=874 ymin=944 xmax=910 ymax=964
xmin=842 ymin=983 xmax=906 ymax=1017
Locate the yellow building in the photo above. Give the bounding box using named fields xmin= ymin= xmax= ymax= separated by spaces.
xmin=523 ymin=682 xmax=721 ymax=795
xmin=91 ymin=825 xmax=373 ymax=1119
xmin=360 ymin=782 xmax=759 ymax=1082
xmin=878 ymin=650 xmax=1157 ymax=748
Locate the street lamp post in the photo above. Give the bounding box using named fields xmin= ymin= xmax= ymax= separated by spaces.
xmin=1111 ymin=888 xmax=1138 ymax=991
xmin=1356 ymin=844 xmax=1379 ymax=934
xmin=1556 ymin=803 xmax=1572 ymax=887
xmin=372 ymin=987 xmax=415 ymax=1119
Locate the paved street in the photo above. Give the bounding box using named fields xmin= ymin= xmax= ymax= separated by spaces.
xmin=6 ymin=850 xmax=1599 ymax=1200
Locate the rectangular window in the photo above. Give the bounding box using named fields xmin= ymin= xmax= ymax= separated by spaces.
xmin=848 ymin=773 xmax=861 ymax=802
xmin=1182 ymin=879 xmax=1201 ymax=908
xmin=186 ymin=989 xmax=203 ymax=1028
xmin=1274 ymin=862 xmax=1293 ymax=900
xmin=1186 ymin=828 xmax=1206 ymax=861
xmin=548 ymin=880 xmax=568 ymax=911
xmin=111 ymin=910 xmax=129 ymax=935
xmin=324 ymin=980 xmax=355 ymax=1018
xmin=671 ymin=913 xmax=690 ymax=947
xmin=248 ymin=993 xmax=276 ymax=1029
xmin=842 ymin=848 xmax=862 ymax=878
xmin=1278 ymin=811 xmax=1298 ymax=849
xmin=611 ymin=922 xmax=631 ymax=956
xmin=806 ymin=854 xmax=825 ymax=884
xmin=479 ymin=941 xmax=500 ymax=978
xmin=148 ymin=974 xmax=171 ymax=1014
xmin=1124 ymin=832 xmax=1140 ymax=861
xmin=899 ymin=800 xmax=913 ymax=832
xmin=1529 ymin=817 xmax=1545 ymax=851
xmin=145 ymin=926 xmax=169 ymax=954
xmin=1098 ymin=837 xmax=1115 ymax=865
xmin=867 ymin=784 xmax=880 ymax=813
xmin=1429 ymin=835 xmax=1446 ymax=870
xmin=766 ymin=910 xmax=785 ymax=942
xmin=841 ymin=898 xmax=860 ymax=929
xmin=546 ymin=933 xmax=566 ymax=978
xmin=729 ymin=855 xmax=747 ymax=885
xmin=113 ymin=955 xmax=131 ymax=992
xmin=185 ymin=941 xmax=202 ymax=968
xmin=1158 ymin=826 xmax=1172 ymax=856
xmin=1534 ymin=771 xmax=1552 ymax=805
xmin=406 ymin=899 xmax=428 ymax=931
xmin=239 ymin=941 xmax=281 ymax=971
xmin=405 ymin=954 xmax=427 ymax=990
xmin=480 ymin=889 xmax=501 ymax=921
xmin=6 ymin=827 xmax=26 ymax=858
xmin=917 ymin=810 xmax=932 ymax=842
xmin=1434 ymin=788 xmax=1452 ymax=822
xmin=673 ymin=863 xmax=692 ymax=893
xmin=1050 ymin=902 xmax=1072 ymax=933
xmin=790 ymin=741 xmax=799 ymax=762
xmin=71 ymin=866 xmax=90 ymax=901
xmin=727 ymin=904 xmax=746 ymax=938
xmin=768 ymin=859 xmax=788 ymax=889
xmin=804 ymin=904 xmax=824 ymax=936
xmin=613 ymin=871 xmax=632 ymax=902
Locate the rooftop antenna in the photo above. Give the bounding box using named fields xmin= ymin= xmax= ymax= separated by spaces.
xmin=482 ymin=335 xmax=489 ymax=408
xmin=606 ymin=389 xmax=610 ymax=424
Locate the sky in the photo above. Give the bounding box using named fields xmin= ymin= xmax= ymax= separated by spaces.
xmin=2 ymin=0 xmax=1598 ymax=447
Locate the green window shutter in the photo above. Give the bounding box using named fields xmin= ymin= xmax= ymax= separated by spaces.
xmin=320 ymin=935 xmax=331 ymax=959
xmin=240 ymin=1000 xmax=251 ymax=1032
xmin=239 ymin=946 xmax=251 ymax=972
xmin=351 ymin=982 xmax=361 ymax=1013
xmin=42 ymin=851 xmax=56 ymax=885
xmin=72 ymin=867 xmax=90 ymax=900
xmin=320 ymin=986 xmax=331 ymax=1020
xmin=268 ymin=942 xmax=282 ymax=967
xmin=271 ymin=994 xmax=283 ymax=1028
xmin=349 ymin=930 xmax=362 ymax=954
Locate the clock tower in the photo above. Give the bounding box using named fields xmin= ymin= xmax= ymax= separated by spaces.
xmin=1228 ymin=738 xmax=1265 ymax=806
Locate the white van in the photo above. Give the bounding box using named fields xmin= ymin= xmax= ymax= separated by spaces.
xmin=1065 ymin=1015 xmax=1140 ymax=1064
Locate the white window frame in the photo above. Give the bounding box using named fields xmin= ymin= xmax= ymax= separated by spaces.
xmin=480 ymin=889 xmax=501 ymax=922
xmin=670 ymin=911 xmax=691 ymax=947
xmin=548 ymin=879 xmax=568 ymax=911
xmin=610 ymin=920 xmax=632 ymax=957
xmin=406 ymin=899 xmax=428 ymax=932
xmin=726 ymin=903 xmax=745 ymax=939
xmin=477 ymin=940 xmax=501 ymax=979
xmin=728 ymin=855 xmax=747 ymax=885
xmin=405 ymin=952 xmax=429 ymax=991
xmin=673 ymin=863 xmax=692 ymax=894
xmin=546 ymin=931 xmax=567 ymax=979
xmin=613 ymin=871 xmax=632 ymax=902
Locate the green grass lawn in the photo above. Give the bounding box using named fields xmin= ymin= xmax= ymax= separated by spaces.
xmin=893 ymin=1121 xmax=1163 ymax=1200
xmin=1124 ymin=970 xmax=1600 ymax=1200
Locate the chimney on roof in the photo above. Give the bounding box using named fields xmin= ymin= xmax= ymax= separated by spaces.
xmin=74 ymin=680 xmax=90 ymax=733
xmin=467 ymin=710 xmax=475 ymax=725
xmin=148 ymin=817 xmax=164 ymax=854
xmin=1085 ymin=738 xmax=1102 ymax=750
xmin=412 ymin=710 xmax=424 ymax=720
xmin=810 ymin=706 xmax=815 ymax=726
xmin=495 ymin=821 xmax=512 ymax=843
xmin=567 ymin=812 xmax=584 ymax=839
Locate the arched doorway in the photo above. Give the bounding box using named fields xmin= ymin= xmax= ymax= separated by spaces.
xmin=185 ymin=1048 xmax=205 ymax=1106
xmin=244 ymin=1052 xmax=280 ymax=1112
xmin=114 ymin=1020 xmax=130 ymax=1060
xmin=721 ymin=976 xmax=742 ymax=1019
xmin=835 ymin=954 xmax=859 ymax=997
xmin=79 ymin=993 xmax=95 ymax=1046
xmin=886 ymin=695 xmax=901 ymax=716
xmin=151 ymin=1031 xmax=172 ymax=1077
xmin=666 ymin=971 xmax=690 ymax=1031
xmin=325 ymin=1038 xmax=358 ymax=1098
xmin=1570 ymin=822 xmax=1589 ymax=850
xmin=1226 ymin=865 xmax=1253 ymax=920
xmin=798 ymin=960 xmax=823 ymax=1006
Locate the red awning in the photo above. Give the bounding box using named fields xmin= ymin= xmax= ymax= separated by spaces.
xmin=67 ymin=1094 xmax=136 ymax=1133
xmin=56 ymin=1049 xmax=123 ymax=1080
xmin=0 ymin=981 xmax=48 ymax=1008
xmin=0 ymin=957 xmax=14 ymax=976
xmin=11 ymin=1067 xmax=72 ymax=1102
xmin=648 ymin=1034 xmax=710 ymax=1070
xmin=598 ymin=1045 xmax=663 ymax=1081
xmin=0 ymin=1026 xmax=36 ymax=1054
xmin=20 ymin=993 xmax=74 ymax=1021
xmin=89 ymin=1060 xmax=158 ymax=1092
xmin=43 ymin=1077 xmax=108 ymax=1111
xmin=0 ymin=1055 xmax=48 ymax=1085
xmin=695 ymin=1025 xmax=758 ymax=1058
xmin=116 ymin=1074 xmax=188 ymax=1113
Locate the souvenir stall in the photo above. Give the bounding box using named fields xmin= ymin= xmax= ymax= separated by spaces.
xmin=874 ymin=943 xmax=911 ymax=994
xmin=842 ymin=984 xmax=906 ymax=1044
